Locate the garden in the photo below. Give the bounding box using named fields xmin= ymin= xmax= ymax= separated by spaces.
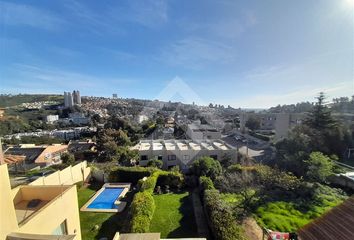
xmin=77 ymin=166 xmax=199 ymax=239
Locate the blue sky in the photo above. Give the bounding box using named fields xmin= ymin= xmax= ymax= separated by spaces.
xmin=0 ymin=0 xmax=353 ymax=108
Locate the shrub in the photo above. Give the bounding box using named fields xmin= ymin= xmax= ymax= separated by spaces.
xmin=140 ymin=172 xmax=159 ymax=193
xmin=192 ymin=156 xmax=222 ymax=180
xmin=157 ymin=172 xmax=184 ymax=189
xmin=147 ymin=159 xmax=163 ymax=169
xmin=204 ymin=190 xmax=245 ymax=240
xmin=130 ymin=191 xmax=156 ymax=232
xmin=199 ymin=176 xmax=215 ymax=191
xmin=108 ymin=166 xmax=152 ymax=184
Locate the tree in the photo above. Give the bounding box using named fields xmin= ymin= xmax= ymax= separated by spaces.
xmin=61 ymin=152 xmax=75 ymax=165
xmin=304 ymin=92 xmax=336 ymax=130
xmin=305 ymin=152 xmax=334 ymax=182
xmin=147 ymin=158 xmax=163 ymax=169
xmin=192 ymin=156 xmax=222 ymax=180
xmin=245 ymin=116 xmax=261 ymax=131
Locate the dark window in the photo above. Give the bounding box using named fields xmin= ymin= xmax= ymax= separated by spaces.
xmin=141 ymin=155 xmax=148 ymax=161
xmin=210 ymin=155 xmax=218 ymax=160
xmin=168 ymin=155 xmax=176 ymax=161
xmin=158 ymin=155 xmax=163 ymax=160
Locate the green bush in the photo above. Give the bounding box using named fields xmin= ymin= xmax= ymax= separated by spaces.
xmin=108 ymin=166 xmax=152 ymax=184
xmin=199 ymin=176 xmax=215 ymax=191
xmin=157 ymin=172 xmax=184 ymax=189
xmin=130 ymin=191 xmax=156 ymax=233
xmin=140 ymin=172 xmax=159 ymax=193
xmin=204 ymin=190 xmax=245 ymax=240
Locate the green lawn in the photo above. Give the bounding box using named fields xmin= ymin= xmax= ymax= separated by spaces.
xmin=77 ymin=185 xmax=133 ymax=240
xmin=221 ymin=184 xmax=347 ymax=232
xmin=149 ymin=192 xmax=198 ymax=238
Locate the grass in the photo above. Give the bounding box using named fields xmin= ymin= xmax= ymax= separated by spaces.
xmin=221 ymin=184 xmax=347 ymax=232
xmin=149 ymin=192 xmax=198 ymax=238
xmin=77 ymin=184 xmax=133 ymax=240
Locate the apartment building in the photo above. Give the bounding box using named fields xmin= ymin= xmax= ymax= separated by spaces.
xmin=132 ymin=139 xmax=237 ymax=170
xmin=4 ymin=144 xmax=68 ymax=171
xmin=239 ymin=112 xmax=305 ymax=140
xmin=0 ymin=144 xmax=82 ymax=239
xmin=186 ymin=123 xmax=221 ymax=140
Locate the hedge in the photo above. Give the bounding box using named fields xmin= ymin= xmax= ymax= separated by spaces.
xmin=129 ymin=169 xmax=186 ymax=233
xmin=203 ymin=190 xmax=245 ymax=240
xmin=130 ymin=191 xmax=156 ymax=232
xmin=199 ymin=176 xmax=215 ymax=191
xmin=157 ymin=172 xmax=184 ymax=189
xmin=108 ymin=166 xmax=152 ymax=184
xmin=140 ymin=172 xmax=159 ymax=194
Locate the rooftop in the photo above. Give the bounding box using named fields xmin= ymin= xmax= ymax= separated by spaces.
xmin=297 ymin=197 xmax=354 ymax=240
xmin=133 ymin=139 xmax=234 ymax=152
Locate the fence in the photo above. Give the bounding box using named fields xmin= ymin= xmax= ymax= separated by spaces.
xmin=29 ymin=161 xmax=91 ymax=186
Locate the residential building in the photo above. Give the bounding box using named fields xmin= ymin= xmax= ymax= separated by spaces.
xmin=64 ymin=92 xmax=74 ymax=108
xmin=68 ymin=112 xmax=90 ymax=125
xmin=239 ymin=112 xmax=305 ymax=140
xmin=0 ymin=142 xmax=82 ymax=240
xmin=45 ymin=115 xmax=59 ymax=124
xmin=137 ymin=114 xmax=149 ymax=123
xmin=186 ymin=123 xmax=221 ymax=140
xmin=73 ymin=90 xmax=81 ymax=105
xmin=132 ymin=139 xmax=237 ymax=170
xmin=4 ymin=144 xmax=68 ymax=171
xmin=64 ymin=90 xmax=81 ymax=108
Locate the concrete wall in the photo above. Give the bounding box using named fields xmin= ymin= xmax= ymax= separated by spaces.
xmin=17 ymin=185 xmax=82 ymax=240
xmin=30 ymin=161 xmax=91 ymax=186
xmin=1 ymin=164 xmax=82 ymax=239
xmin=329 ymin=174 xmax=354 ymax=190
xmin=0 ymin=164 xmax=19 ymax=238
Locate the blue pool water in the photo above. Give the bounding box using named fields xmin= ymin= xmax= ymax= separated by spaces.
xmin=87 ymin=187 xmax=124 ymax=209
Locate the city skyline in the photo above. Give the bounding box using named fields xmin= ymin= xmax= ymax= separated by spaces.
xmin=1 ymin=0 xmax=353 ymax=108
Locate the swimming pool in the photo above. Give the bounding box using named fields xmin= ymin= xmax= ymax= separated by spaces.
xmin=81 ymin=183 xmax=131 ymax=213
xmin=87 ymin=187 xmax=123 ymax=209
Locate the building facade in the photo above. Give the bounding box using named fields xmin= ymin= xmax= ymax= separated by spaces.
xmin=186 ymin=123 xmax=222 ymax=140
xmin=132 ymin=139 xmax=237 ymax=170
xmin=0 ymin=160 xmax=81 ymax=239
xmin=240 ymin=112 xmax=305 ymax=140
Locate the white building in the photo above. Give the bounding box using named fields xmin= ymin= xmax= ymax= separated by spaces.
xmin=132 ymin=139 xmax=237 ymax=170
xmin=45 ymin=115 xmax=59 ymax=124
xmin=64 ymin=92 xmax=74 ymax=108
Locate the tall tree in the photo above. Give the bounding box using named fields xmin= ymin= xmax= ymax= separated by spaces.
xmin=304 ymin=92 xmax=336 ymax=130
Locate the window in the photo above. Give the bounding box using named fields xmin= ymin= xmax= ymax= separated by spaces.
xmin=158 ymin=155 xmax=163 ymax=160
xmin=210 ymin=155 xmax=218 ymax=160
xmin=183 ymin=155 xmax=190 ymax=160
xmin=141 ymin=155 xmax=148 ymax=161
xmin=52 ymin=220 xmax=68 ymax=235
xmin=168 ymin=155 xmax=176 ymax=161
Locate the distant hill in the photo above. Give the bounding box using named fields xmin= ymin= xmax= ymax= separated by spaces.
xmin=0 ymin=94 xmax=63 ymax=108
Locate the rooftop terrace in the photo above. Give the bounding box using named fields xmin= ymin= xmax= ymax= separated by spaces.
xmin=133 ymin=139 xmax=234 ymax=151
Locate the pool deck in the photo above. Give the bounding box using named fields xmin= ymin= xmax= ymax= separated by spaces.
xmin=80 ymin=183 xmax=131 ymax=213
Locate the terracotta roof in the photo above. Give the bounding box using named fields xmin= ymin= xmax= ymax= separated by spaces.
xmin=297 ymin=197 xmax=354 ymax=240
xmin=4 ymin=154 xmax=26 ymax=164
xmin=35 ymin=145 xmax=68 ymax=164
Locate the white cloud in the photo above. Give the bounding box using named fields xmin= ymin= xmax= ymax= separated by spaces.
xmin=0 ymin=1 xmax=64 ymax=30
